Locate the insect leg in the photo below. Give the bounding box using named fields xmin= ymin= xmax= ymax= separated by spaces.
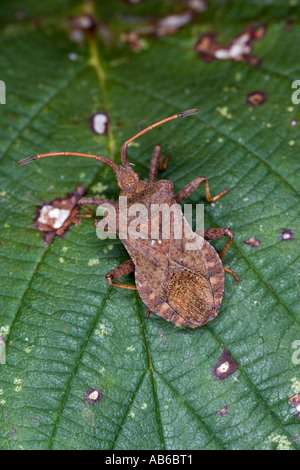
xmin=174 ymin=176 xmax=228 ymax=203
xmin=105 ymin=259 xmax=136 ymax=290
xmin=77 ymin=205 xmax=96 ymax=218
xmin=204 ymin=227 xmax=240 ymax=282
xmin=78 ymin=197 xmax=116 ymax=207
xmin=78 ymin=198 xmax=116 ymax=219
xmin=148 ymin=145 xmax=170 ymax=183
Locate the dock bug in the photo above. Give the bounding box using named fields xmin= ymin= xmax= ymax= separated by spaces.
xmin=18 ymin=109 xmax=239 ymax=328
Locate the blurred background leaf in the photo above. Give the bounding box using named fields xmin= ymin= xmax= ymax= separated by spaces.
xmin=0 ymin=0 xmax=299 ymax=450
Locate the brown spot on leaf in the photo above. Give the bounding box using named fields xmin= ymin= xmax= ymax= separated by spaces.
xmin=243 ymin=236 xmax=261 ymax=248
xmin=84 ymin=388 xmax=103 ymax=405
xmin=285 ymin=19 xmax=294 ymax=32
xmin=122 ymin=6 xmax=201 ymax=42
xmin=279 ymin=228 xmax=294 ymax=242
xmin=69 ymin=14 xmax=110 ymax=45
xmin=288 ymin=394 xmax=300 ymax=419
xmin=212 ymin=351 xmax=238 ymax=380
xmin=216 ymin=405 xmax=228 ymax=416
xmin=153 ymin=12 xmax=194 ymax=38
xmin=246 ymin=91 xmax=267 ymax=106
xmin=70 ymin=14 xmax=97 ymax=32
xmin=194 ymin=24 xmax=266 ymax=65
xmin=35 ymin=185 xmax=86 ymax=245
xmin=187 ymin=0 xmax=207 ymax=13
xmin=121 ymin=31 xmax=144 ymax=51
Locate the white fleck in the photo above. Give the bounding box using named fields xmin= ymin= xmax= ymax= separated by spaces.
xmin=62 ymin=246 xmax=68 ymax=252
xmin=59 ymin=257 xmax=64 ymax=263
xmin=229 ymin=37 xmax=250 ymax=58
xmin=89 ymin=390 xmax=99 ymax=401
xmin=90 ymin=113 xmax=109 ymax=135
xmin=70 ymin=29 xmax=84 ymax=43
xmin=216 ymin=106 xmax=232 ymax=119
xmin=38 ymin=205 xmax=70 ymax=229
xmin=127 ymin=345 xmax=136 ymax=352
xmin=217 ymin=361 xmax=229 ymax=373
xmin=0 ymin=326 xmax=9 ymax=336
xmin=291 ymin=377 xmax=300 ymax=394
xmin=269 ymin=433 xmax=292 ymax=450
xmin=157 ymin=12 xmax=192 ymax=31
xmin=91 ymin=182 xmax=108 ymax=194
xmin=74 ymin=15 xmax=94 ymax=29
xmin=68 ymin=52 xmax=78 ymax=61
xmin=287 ymin=106 xmax=294 ymax=112
xmin=99 ymin=367 xmax=106 ymax=374
xmin=141 ymin=403 xmax=147 ymax=410
xmin=129 ymin=411 xmax=135 ymax=418
xmin=95 ymin=324 xmax=107 ymax=339
xmin=14 ymin=378 xmax=22 ymax=384
xmin=0 ymin=399 xmax=6 ymax=405
xmin=88 ymin=258 xmax=99 ymax=266
xmin=14 ymin=386 xmax=22 ymax=392
xmin=187 ymin=0 xmax=207 ymax=13
xmin=215 ymin=49 xmax=230 ymax=59
xmin=289 ymin=140 xmax=295 ymax=146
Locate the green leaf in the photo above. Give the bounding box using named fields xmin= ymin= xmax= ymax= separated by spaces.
xmin=0 ymin=0 xmax=299 ymax=450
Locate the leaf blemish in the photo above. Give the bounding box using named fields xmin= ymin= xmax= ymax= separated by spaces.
xmin=34 ymin=186 xmax=86 ymax=245
xmin=216 ymin=405 xmax=228 ymax=416
xmin=84 ymin=388 xmax=103 ymax=405
xmin=69 ymin=14 xmax=97 ymax=32
xmin=194 ymin=24 xmax=266 ymax=65
xmin=288 ymin=394 xmax=300 ymax=419
xmin=88 ymin=258 xmax=100 ymax=266
xmin=243 ymin=236 xmax=261 ymax=248
xmin=246 ymin=91 xmax=267 ymax=106
xmin=212 ymin=351 xmax=238 ymax=380
xmin=279 ymin=228 xmax=294 ymax=242
xmin=89 ymin=112 xmax=109 ymax=135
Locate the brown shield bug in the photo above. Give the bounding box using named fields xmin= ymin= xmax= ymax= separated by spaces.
xmin=18 ymin=109 xmax=239 ymax=328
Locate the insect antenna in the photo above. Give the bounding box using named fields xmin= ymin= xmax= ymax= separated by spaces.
xmin=17 ymin=152 xmax=119 ymax=174
xmin=120 ymin=109 xmax=199 ymax=167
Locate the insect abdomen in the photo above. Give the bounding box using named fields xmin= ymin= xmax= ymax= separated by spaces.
xmin=166 ymin=269 xmax=213 ymax=326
